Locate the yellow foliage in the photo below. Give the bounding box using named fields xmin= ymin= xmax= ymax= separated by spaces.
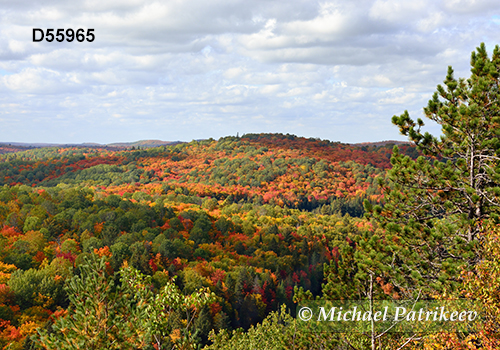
xmin=0 ymin=262 xmax=17 ymax=284
xmin=34 ymin=293 xmax=54 ymax=309
xmin=19 ymin=321 xmax=42 ymax=337
xmin=0 ymin=272 xmax=11 ymax=284
xmin=422 ymin=225 xmax=500 ymax=349
xmin=0 ymin=261 xmax=17 ymax=274
xmin=170 ymin=328 xmax=181 ymax=342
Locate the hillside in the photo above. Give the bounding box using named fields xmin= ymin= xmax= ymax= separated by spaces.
xmin=0 ymin=133 xmax=423 ymax=347
xmin=0 ymin=134 xmax=419 ymax=215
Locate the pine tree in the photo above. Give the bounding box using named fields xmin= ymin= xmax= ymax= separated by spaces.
xmin=37 ymin=255 xmax=150 ymax=350
xmin=366 ymin=43 xmax=500 ymax=292
xmin=37 ymin=255 xmax=215 ymax=350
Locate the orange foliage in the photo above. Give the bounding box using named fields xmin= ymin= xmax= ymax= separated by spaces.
xmin=0 ymin=226 xmax=21 ymax=238
xmin=0 ymin=320 xmax=22 ymax=342
xmin=94 ymin=222 xmax=104 ymax=234
xmin=49 ymin=308 xmax=68 ymax=321
xmin=33 ymin=251 xmax=46 ymax=264
xmin=94 ymin=246 xmax=112 ymax=257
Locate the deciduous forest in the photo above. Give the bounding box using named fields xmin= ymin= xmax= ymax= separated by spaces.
xmin=0 ymin=43 xmax=498 ymax=349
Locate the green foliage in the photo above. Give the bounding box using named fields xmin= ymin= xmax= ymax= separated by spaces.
xmin=122 ymin=260 xmax=215 ymax=350
xmin=206 ymin=304 xmax=373 ymax=350
xmin=37 ymin=255 xmax=214 ymax=350
xmin=0 ymin=132 xmax=427 ymax=347
xmin=36 ymin=254 xmax=150 ymax=349
xmin=9 ymin=258 xmax=70 ymax=310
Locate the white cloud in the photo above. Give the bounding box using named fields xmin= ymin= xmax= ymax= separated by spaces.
xmin=2 ymin=67 xmax=81 ymax=94
xmin=369 ymin=0 xmax=428 ymax=24
xmin=0 ymin=0 xmax=498 ymax=143
xmin=442 ymin=0 xmax=500 ymax=14
xmin=416 ymin=11 xmax=447 ymax=33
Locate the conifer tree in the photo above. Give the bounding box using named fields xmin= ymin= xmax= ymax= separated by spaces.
xmin=37 ymin=255 xmax=214 ymax=350
xmin=366 ymin=43 xmax=500 ymax=292
xmin=37 ymin=255 xmax=150 ymax=350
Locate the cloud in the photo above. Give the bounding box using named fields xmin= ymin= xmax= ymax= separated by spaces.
xmin=2 ymin=67 xmax=82 ymax=94
xmin=369 ymin=0 xmax=428 ymax=24
xmin=0 ymin=0 xmax=497 ymax=143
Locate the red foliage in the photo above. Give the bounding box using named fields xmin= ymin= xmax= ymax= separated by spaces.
xmin=210 ymin=269 xmax=226 ymax=285
xmin=149 ymin=258 xmax=158 ymax=272
xmin=33 ymin=251 xmax=47 ymax=264
xmin=0 ymin=285 xmax=14 ymax=305
xmin=0 ymin=226 xmax=21 ymax=238
xmin=56 ymin=251 xmax=77 ymax=263
xmin=210 ymin=302 xmax=223 ymax=316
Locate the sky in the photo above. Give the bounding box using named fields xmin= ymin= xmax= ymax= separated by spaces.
xmin=1 ymin=0 xmax=499 ymax=144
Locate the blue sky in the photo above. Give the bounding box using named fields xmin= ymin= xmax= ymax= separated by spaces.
xmin=0 ymin=0 xmax=499 ymax=144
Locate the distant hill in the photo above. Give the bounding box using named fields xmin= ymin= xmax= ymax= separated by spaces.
xmin=0 ymin=142 xmax=61 ymax=148
xmin=0 ymin=138 xmax=410 ymax=151
xmin=0 ymin=144 xmax=29 ymax=154
xmin=0 ymin=139 xmax=184 ymax=153
xmin=350 ymin=140 xmax=412 ymax=147
xmin=107 ymin=140 xmax=183 ymax=148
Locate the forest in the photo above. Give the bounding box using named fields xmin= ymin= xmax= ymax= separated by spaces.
xmin=0 ymin=43 xmax=498 ymax=349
